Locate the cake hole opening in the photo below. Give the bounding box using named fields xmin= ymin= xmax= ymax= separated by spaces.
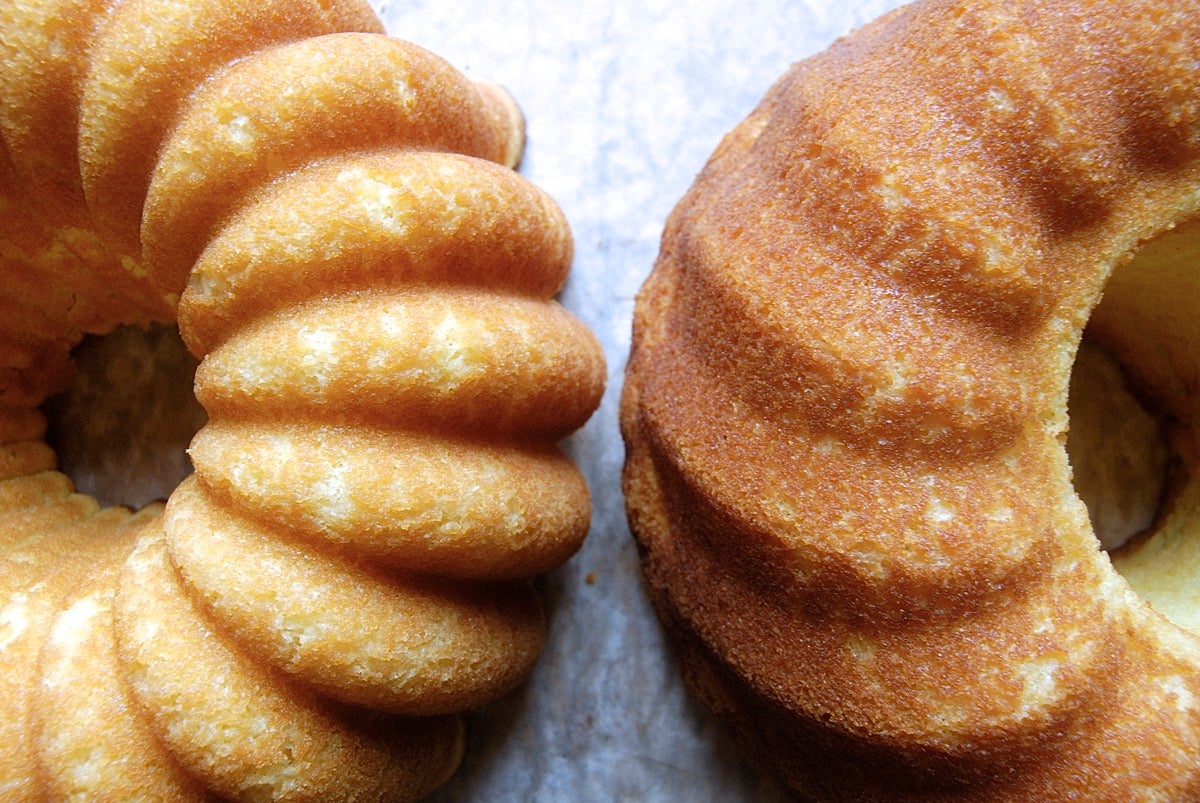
xmin=1067 ymin=218 xmax=1200 ymax=634
xmin=1066 ymin=339 xmax=1170 ymax=551
xmin=42 ymin=323 xmax=208 ymax=510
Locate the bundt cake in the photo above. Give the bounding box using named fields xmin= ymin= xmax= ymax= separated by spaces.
xmin=0 ymin=0 xmax=604 ymax=799
xmin=621 ymin=0 xmax=1200 ymax=798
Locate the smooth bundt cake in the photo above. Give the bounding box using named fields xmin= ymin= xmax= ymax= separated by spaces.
xmin=0 ymin=0 xmax=604 ymax=799
xmin=622 ymin=0 xmax=1200 ymax=798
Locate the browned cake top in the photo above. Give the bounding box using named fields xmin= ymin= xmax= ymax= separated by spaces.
xmin=623 ymin=0 xmax=1200 ymax=798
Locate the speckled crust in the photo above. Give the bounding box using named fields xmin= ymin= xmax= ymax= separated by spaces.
xmin=0 ymin=0 xmax=604 ymax=799
xmin=622 ymin=0 xmax=1200 ymax=799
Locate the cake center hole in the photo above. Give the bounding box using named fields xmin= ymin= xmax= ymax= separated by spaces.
xmin=1066 ymin=339 xmax=1169 ymax=551
xmin=1067 ymin=217 xmax=1200 ymax=634
xmin=42 ymin=323 xmax=208 ymax=510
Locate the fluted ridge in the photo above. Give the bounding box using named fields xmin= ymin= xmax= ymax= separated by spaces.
xmin=0 ymin=0 xmax=604 ymax=799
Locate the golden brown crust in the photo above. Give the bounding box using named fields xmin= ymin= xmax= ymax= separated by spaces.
xmin=116 ymin=524 xmax=466 ymax=802
xmin=0 ymin=0 xmax=603 ymax=797
xmin=622 ymin=0 xmax=1200 ymax=798
xmin=140 ymin=32 xmax=520 ymax=300
xmin=32 ymin=508 xmax=209 ymax=801
xmin=178 ymin=150 xmax=574 ymax=355
xmin=165 ymin=475 xmax=548 ymax=714
xmin=0 ymin=506 xmax=152 ymax=800
xmin=189 ymin=421 xmax=593 ymax=580
xmin=80 ymin=0 xmax=385 ymax=255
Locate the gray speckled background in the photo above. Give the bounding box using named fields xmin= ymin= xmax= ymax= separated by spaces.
xmin=367 ymin=1 xmax=902 ymax=800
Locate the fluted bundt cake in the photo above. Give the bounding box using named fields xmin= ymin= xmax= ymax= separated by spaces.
xmin=622 ymin=0 xmax=1200 ymax=798
xmin=0 ymin=0 xmax=604 ymax=798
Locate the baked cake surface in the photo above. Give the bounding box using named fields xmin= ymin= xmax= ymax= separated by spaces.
xmin=622 ymin=0 xmax=1200 ymax=798
xmin=0 ymin=0 xmax=604 ymax=798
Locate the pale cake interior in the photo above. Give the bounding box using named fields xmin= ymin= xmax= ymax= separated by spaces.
xmin=1068 ymin=218 xmax=1200 ymax=633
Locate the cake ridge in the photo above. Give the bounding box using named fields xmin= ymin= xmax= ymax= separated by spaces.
xmin=141 ymin=31 xmax=519 ymax=301
xmin=0 ymin=0 xmax=604 ymax=797
xmin=78 ymin=0 xmax=386 ymax=256
xmin=623 ymin=0 xmax=1200 ymax=796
